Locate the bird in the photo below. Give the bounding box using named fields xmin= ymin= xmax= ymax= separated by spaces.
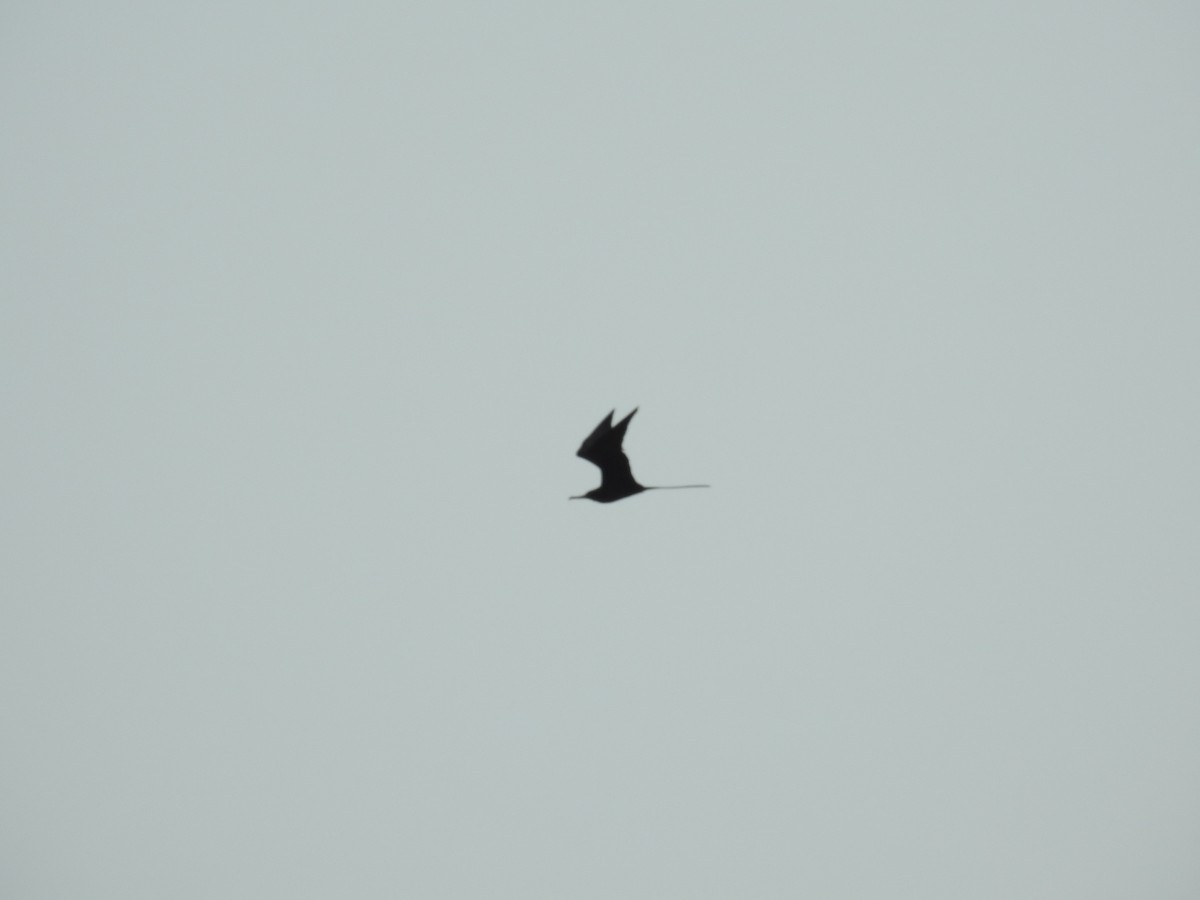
xmin=570 ymin=408 xmax=709 ymax=503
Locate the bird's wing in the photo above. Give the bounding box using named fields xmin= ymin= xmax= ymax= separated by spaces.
xmin=577 ymin=408 xmax=641 ymax=492
xmin=575 ymin=410 xmax=615 ymax=463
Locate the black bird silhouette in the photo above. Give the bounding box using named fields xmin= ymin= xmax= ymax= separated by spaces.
xmin=570 ymin=408 xmax=709 ymax=503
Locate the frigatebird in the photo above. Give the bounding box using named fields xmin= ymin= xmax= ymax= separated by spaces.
xmin=570 ymin=408 xmax=709 ymax=503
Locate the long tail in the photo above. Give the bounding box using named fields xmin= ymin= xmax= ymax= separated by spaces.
xmin=646 ymin=484 xmax=710 ymax=490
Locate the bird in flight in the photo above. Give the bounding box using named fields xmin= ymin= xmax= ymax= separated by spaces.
xmin=571 ymin=408 xmax=709 ymax=503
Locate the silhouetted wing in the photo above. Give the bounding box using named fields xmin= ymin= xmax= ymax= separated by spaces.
xmin=575 ymin=410 xmax=615 ymax=462
xmin=576 ymin=408 xmax=642 ymax=492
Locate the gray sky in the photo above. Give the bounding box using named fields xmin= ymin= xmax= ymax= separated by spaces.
xmin=3 ymin=2 xmax=1199 ymax=898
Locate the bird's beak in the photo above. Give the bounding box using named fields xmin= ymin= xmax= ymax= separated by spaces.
xmin=568 ymin=495 xmax=583 ymax=500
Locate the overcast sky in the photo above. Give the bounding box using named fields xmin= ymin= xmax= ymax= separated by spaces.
xmin=3 ymin=2 xmax=1199 ymax=898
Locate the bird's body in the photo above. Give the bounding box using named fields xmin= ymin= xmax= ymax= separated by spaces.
xmin=570 ymin=408 xmax=708 ymax=503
